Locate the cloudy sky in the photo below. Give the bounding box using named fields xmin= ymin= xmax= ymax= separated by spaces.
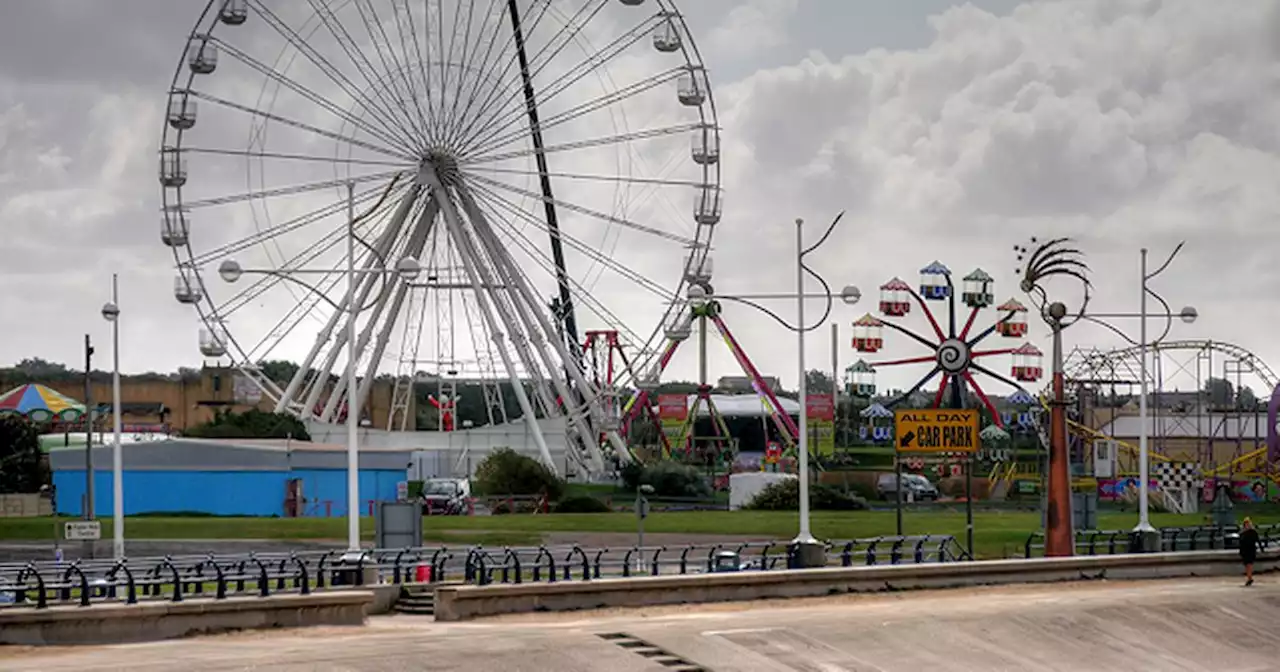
xmin=1 ymin=0 xmax=1278 ymax=402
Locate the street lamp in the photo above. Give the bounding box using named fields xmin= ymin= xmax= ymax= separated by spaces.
xmin=100 ymin=275 xmax=123 ymax=560
xmin=218 ymin=183 xmax=421 ymax=551
xmin=687 ymin=212 xmax=860 ymax=567
xmin=1080 ymin=244 xmax=1194 ymax=549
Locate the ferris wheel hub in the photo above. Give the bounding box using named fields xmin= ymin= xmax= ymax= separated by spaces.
xmin=423 ymin=149 xmax=462 ymax=187
xmin=937 ymin=338 xmax=971 ymax=374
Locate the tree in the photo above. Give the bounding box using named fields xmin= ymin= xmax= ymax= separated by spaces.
xmin=184 ymin=408 xmax=311 ymax=441
xmin=0 ymin=415 xmax=48 ymax=493
xmin=1236 ymin=385 xmax=1259 ymax=410
xmin=256 ymin=360 xmax=300 ymax=386
xmin=473 ymin=448 xmax=564 ymax=499
xmin=1204 ymin=378 xmax=1234 ymax=408
xmin=805 ymin=369 xmax=835 ymax=394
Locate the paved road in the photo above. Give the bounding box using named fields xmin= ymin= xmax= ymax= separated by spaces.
xmin=4 ymin=577 xmax=1278 ymax=671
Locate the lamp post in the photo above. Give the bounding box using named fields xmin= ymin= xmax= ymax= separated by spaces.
xmin=1080 ymin=245 xmax=1196 ymax=548
xmin=217 ymin=183 xmax=422 ymax=551
xmin=100 ymin=275 xmax=123 ymax=560
xmin=686 ymin=212 xmax=860 ymax=567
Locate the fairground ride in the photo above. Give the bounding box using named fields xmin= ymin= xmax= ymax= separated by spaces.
xmin=589 ymin=260 xmax=801 ymax=459
xmin=1063 ymin=340 xmax=1279 ymax=480
xmin=852 ymin=263 xmax=1043 ymax=419
xmin=160 ymin=0 xmax=723 ymax=478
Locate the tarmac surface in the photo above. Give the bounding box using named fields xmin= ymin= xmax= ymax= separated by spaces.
xmin=4 ymin=576 xmax=1280 ymax=671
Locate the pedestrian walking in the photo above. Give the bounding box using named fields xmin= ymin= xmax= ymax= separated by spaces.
xmin=1240 ymin=517 xmax=1260 ymax=587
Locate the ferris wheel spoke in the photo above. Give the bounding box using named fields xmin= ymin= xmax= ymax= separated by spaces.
xmin=387 ymin=0 xmax=438 ymax=141
xmin=181 ymin=146 xmax=411 ymax=168
xmin=882 ymin=367 xmax=943 ymax=409
xmin=353 ymin=0 xmax=427 ymax=135
xmin=349 ymin=0 xmax=432 ymax=145
xmin=469 ymin=186 xmax=652 ymax=347
xmin=209 ymin=20 xmax=411 ymax=151
xmin=467 ymin=180 xmax=676 ymax=302
xmin=960 ymin=371 xmax=1002 ymax=428
xmin=932 ymin=374 xmax=951 ymax=408
xmin=185 ymin=178 xmax=406 ymax=269
xmin=969 ymin=362 xmax=1027 ymax=394
xmin=184 ymin=90 xmax=413 ymax=161
xmin=465 ymin=18 xmax=668 ymax=155
xmin=466 ymin=65 xmax=685 ymax=158
xmin=463 ymin=170 xmax=694 ymax=245
xmin=449 ymin=0 xmax=560 ymax=147
xmin=180 ymin=169 xmax=405 ymax=210
xmin=442 ymin=0 xmax=511 ymax=149
xmin=461 ymin=122 xmax=700 ymax=165
xmin=881 ymin=316 xmax=940 ymax=352
xmin=289 ymin=0 xmax=428 ymax=149
xmin=461 ymin=164 xmax=703 ymax=188
xmin=309 ymin=0 xmax=435 ymax=148
xmin=437 ymin=0 xmax=480 ymax=145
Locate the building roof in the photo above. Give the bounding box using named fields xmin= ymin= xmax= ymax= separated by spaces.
xmin=49 ymin=437 xmax=414 ymax=472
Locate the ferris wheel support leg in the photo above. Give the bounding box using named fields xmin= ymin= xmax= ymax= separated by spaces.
xmin=424 ymin=169 xmax=557 ymax=473
xmin=301 ymin=186 xmax=424 ymax=418
xmin=281 ymin=184 xmax=423 ymax=416
xmin=353 ymin=198 xmax=443 ymax=416
xmin=456 ymin=187 xmax=609 ymax=472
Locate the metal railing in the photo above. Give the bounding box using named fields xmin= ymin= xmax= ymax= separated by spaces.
xmin=459 ymin=535 xmax=971 ymax=586
xmin=1023 ymin=524 xmax=1280 ymax=558
xmin=0 ymin=535 xmax=969 ymax=608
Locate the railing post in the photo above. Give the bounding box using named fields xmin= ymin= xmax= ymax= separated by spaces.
xmin=592 ymin=548 xmax=607 ymax=579
xmin=840 ymin=541 xmax=855 ymax=567
xmin=649 ymin=546 xmax=665 ymax=577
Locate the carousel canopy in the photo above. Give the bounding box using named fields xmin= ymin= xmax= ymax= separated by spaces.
xmin=860 ymin=403 xmax=893 ymax=419
xmin=980 ymin=424 xmax=1010 ymax=442
xmin=1006 ymin=389 xmax=1038 ymax=406
xmin=0 ymin=384 xmax=86 ymax=421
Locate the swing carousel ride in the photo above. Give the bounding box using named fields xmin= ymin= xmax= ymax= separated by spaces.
xmin=161 ymin=0 xmax=726 ymax=478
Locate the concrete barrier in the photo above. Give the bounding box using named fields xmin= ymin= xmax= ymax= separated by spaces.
xmin=0 ymin=591 xmax=375 ymax=646
xmin=433 ymin=550 xmax=1277 ymax=622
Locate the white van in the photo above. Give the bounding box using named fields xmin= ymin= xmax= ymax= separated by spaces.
xmin=876 ymin=473 xmax=939 ymax=501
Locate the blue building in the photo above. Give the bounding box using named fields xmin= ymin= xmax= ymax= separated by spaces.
xmin=49 ymin=438 xmax=412 ymax=518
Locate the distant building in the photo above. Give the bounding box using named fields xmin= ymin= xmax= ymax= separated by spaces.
xmin=717 ymin=375 xmax=781 ymax=393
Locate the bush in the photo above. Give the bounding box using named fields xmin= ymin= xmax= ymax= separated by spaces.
xmin=473 ymin=448 xmax=565 ymax=500
xmin=184 ymin=408 xmax=311 ymax=441
xmin=553 ymin=495 xmax=612 ymax=514
xmin=744 ymin=478 xmax=867 ymax=511
xmin=624 ymin=461 xmax=712 ymax=499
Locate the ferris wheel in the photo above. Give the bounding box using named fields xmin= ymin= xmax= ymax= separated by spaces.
xmin=159 ymin=0 xmax=721 ymax=474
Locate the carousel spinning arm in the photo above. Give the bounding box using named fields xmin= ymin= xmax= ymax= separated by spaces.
xmin=907 ymin=288 xmax=947 ymax=341
xmin=881 ymin=366 xmax=944 ymax=409
xmin=933 ymin=374 xmax=950 ymax=408
xmin=946 ymin=274 xmax=957 ymax=337
xmin=880 ymin=319 xmax=938 ymax=352
xmin=969 ymin=361 xmax=1031 ymax=396
xmin=960 ymin=371 xmax=1003 ymax=428
xmin=965 ymin=309 xmax=1019 ymax=347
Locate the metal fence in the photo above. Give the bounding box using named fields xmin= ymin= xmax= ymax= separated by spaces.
xmin=1023 ymin=524 xmax=1280 ymax=558
xmin=0 ymin=535 xmax=969 ymax=609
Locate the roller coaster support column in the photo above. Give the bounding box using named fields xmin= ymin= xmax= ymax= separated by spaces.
xmin=1045 ymin=304 xmax=1074 ymax=557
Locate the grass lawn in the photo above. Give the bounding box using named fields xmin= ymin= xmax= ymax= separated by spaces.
xmin=4 ymin=507 xmax=1274 ymax=559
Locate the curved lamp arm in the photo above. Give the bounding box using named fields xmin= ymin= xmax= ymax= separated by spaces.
xmin=240 ymin=269 xmax=384 ymax=314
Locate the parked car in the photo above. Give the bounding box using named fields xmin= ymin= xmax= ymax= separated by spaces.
xmin=876 ymin=473 xmax=939 ymax=501
xmin=421 ymin=478 xmax=471 ymax=515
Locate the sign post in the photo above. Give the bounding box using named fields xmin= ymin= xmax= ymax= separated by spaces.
xmin=893 ymin=408 xmax=980 ymax=556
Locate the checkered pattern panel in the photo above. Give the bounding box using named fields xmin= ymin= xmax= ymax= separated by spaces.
xmin=1153 ymin=462 xmax=1200 ymax=490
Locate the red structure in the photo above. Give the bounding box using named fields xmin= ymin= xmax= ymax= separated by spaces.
xmin=428 ymin=395 xmax=456 ymax=431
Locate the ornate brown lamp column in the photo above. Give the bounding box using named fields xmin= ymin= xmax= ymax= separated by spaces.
xmin=1016 ymin=238 xmax=1091 ymax=558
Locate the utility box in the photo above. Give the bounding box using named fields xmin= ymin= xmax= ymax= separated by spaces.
xmin=1072 ymin=491 xmax=1098 ymax=531
xmin=1211 ymin=482 xmax=1235 ymax=528
xmin=375 ymin=501 xmax=423 ymax=550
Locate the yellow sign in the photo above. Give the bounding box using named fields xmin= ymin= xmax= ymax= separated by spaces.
xmin=893 ymin=409 xmax=979 ymax=453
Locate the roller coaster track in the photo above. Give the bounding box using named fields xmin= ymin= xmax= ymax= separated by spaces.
xmin=1065 ymin=339 xmax=1278 ymax=391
